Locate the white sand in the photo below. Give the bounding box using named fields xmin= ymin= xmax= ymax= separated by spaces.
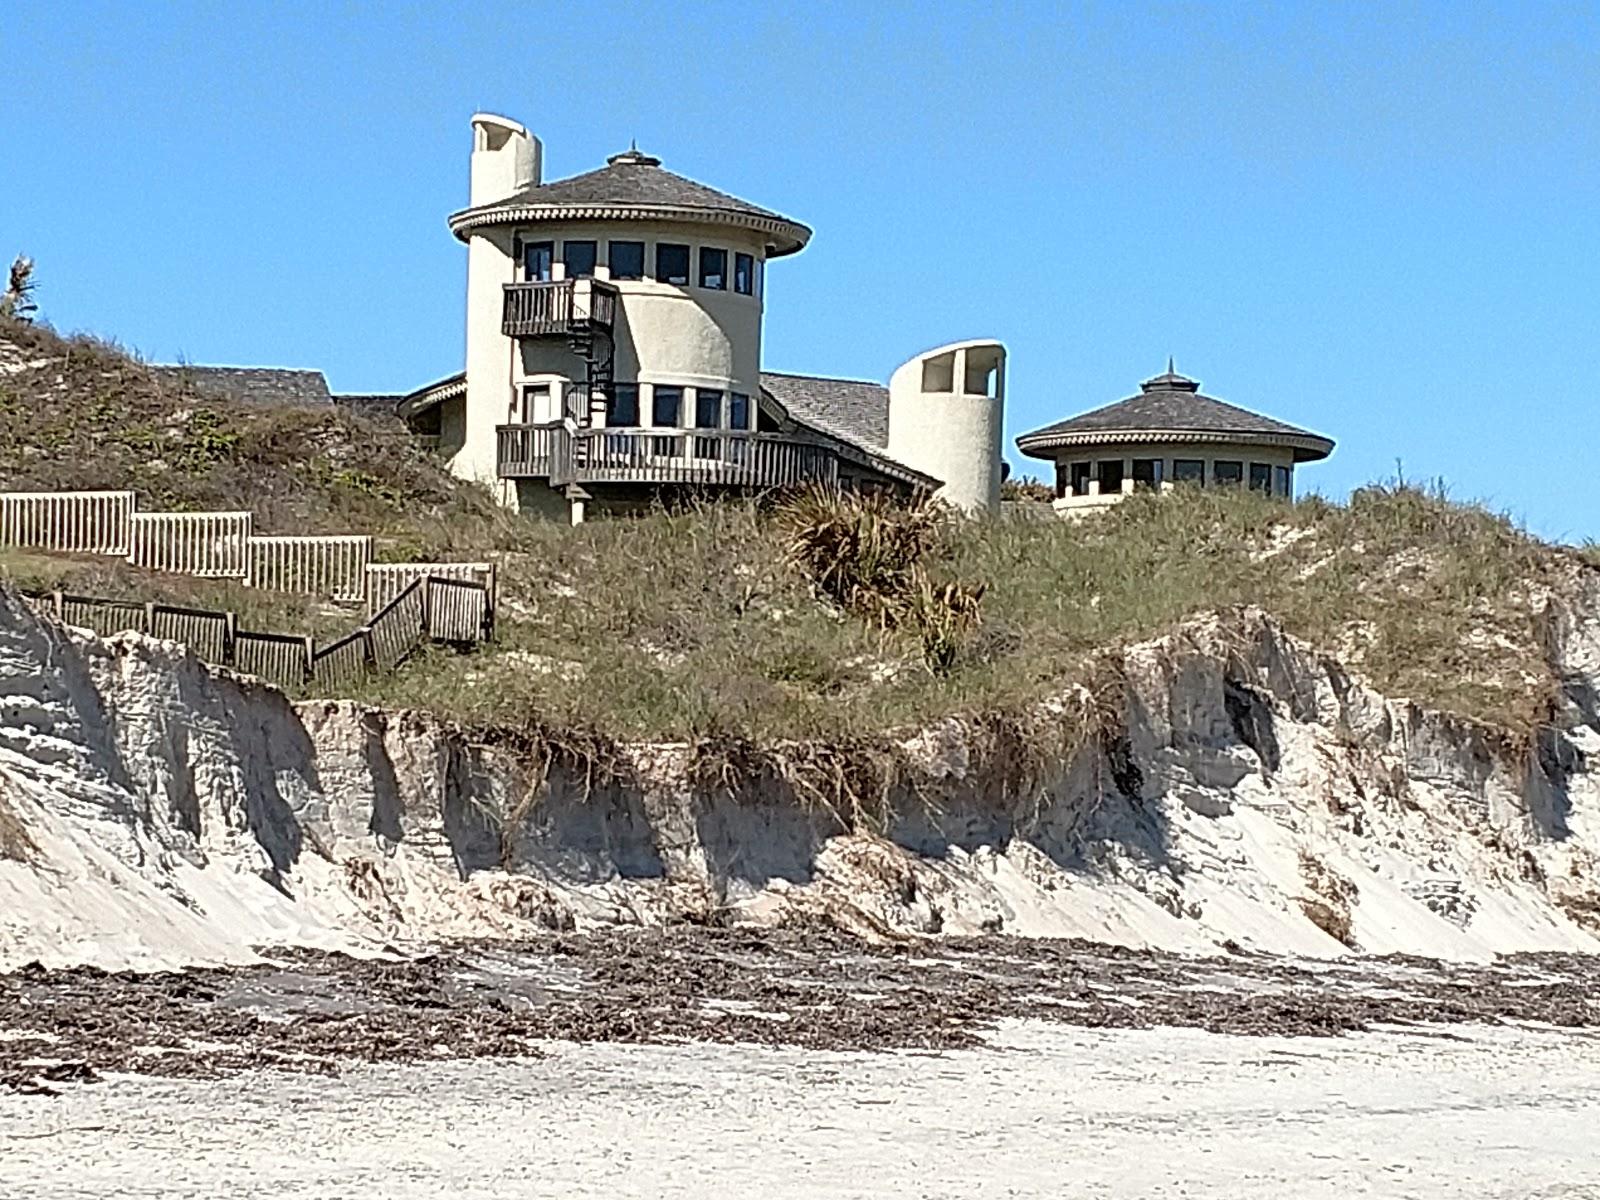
xmin=3 ymin=1021 xmax=1599 ymax=1199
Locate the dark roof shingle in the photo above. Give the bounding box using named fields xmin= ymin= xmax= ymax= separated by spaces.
xmin=452 ymin=149 xmax=811 ymax=255
xmin=154 ymin=366 xmax=331 ymax=408
xmin=1017 ymin=367 xmax=1334 ymax=462
xmin=760 ymin=371 xmax=889 ymax=450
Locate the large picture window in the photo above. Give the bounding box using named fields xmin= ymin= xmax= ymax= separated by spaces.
xmin=1274 ymin=466 xmax=1292 ymax=498
xmin=523 ymin=241 xmax=553 ymax=283
xmin=607 ymin=383 xmax=639 ymax=427
xmin=651 ymin=385 xmax=683 ymax=427
xmin=734 ymin=253 xmax=754 ymax=295
xmin=608 ymin=241 xmax=644 ymax=280
xmin=1173 ymin=459 xmax=1205 ymax=484
xmin=655 ymin=244 xmax=690 ymax=285
xmin=694 ymin=389 xmax=723 ymax=429
xmin=1249 ymin=463 xmax=1272 ymax=493
xmin=1213 ymin=460 xmax=1244 ymax=486
xmin=699 ymin=247 xmax=727 ymax=290
xmin=1132 ymin=459 xmax=1164 ymax=491
xmin=729 ymin=392 xmax=751 ymax=430
xmin=562 ymin=240 xmax=597 ymax=279
xmin=1097 ymin=460 xmax=1126 ymax=495
xmin=1069 ymin=462 xmax=1092 ymax=497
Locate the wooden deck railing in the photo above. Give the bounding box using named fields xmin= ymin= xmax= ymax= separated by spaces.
xmin=496 ymin=423 xmax=572 ymax=479
xmin=501 ymin=279 xmax=620 ymax=337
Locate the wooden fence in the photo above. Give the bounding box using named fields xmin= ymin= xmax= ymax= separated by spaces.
xmin=28 ymin=573 xmax=490 ymax=689
xmin=0 ymin=491 xmax=492 ymax=624
xmin=0 ymin=491 xmax=137 ymax=556
xmin=129 ymin=511 xmax=252 ymax=578
xmin=248 ymin=535 xmax=372 ymax=602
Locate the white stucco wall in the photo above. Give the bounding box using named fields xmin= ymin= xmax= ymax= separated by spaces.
xmin=886 ymin=341 xmax=1006 ymax=514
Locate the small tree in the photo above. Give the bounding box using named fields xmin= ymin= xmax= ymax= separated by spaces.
xmin=0 ymin=256 xmax=36 ymax=323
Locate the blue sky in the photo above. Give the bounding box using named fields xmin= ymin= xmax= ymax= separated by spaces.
xmin=4 ymin=2 xmax=1598 ymax=538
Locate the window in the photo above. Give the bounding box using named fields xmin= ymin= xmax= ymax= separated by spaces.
xmin=734 ymin=253 xmax=754 ymax=295
xmin=652 ymin=384 xmax=683 ymax=427
xmin=563 ymin=240 xmax=597 ymax=279
xmin=729 ymin=392 xmax=751 ymax=430
xmin=608 ymin=240 xmax=645 ymax=280
xmin=1069 ymin=462 xmax=1092 ymax=497
xmin=1098 ymin=460 xmax=1125 ymax=495
xmin=699 ymin=247 xmax=727 ymax=290
xmin=523 ymin=241 xmax=553 ymax=283
xmin=1173 ymin=459 xmax=1205 ymax=484
xmin=922 ymin=352 xmax=956 ymax=392
xmin=755 ymin=259 xmax=764 ymax=296
xmin=694 ymin=389 xmax=722 ymax=429
xmin=1274 ymin=466 xmax=1292 ymax=498
xmin=1213 ymin=460 xmax=1244 ymax=486
xmin=1132 ymin=458 xmax=1164 ymax=491
xmin=607 ymin=383 xmax=639 ymax=427
xmin=1249 ymin=463 xmax=1272 ymax=493
xmin=655 ymin=243 xmax=690 ymax=285
xmin=519 ymin=383 xmax=551 ymax=424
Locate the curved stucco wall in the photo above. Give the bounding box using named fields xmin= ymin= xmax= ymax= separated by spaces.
xmin=459 ymin=218 xmax=768 ymax=493
xmin=886 ymin=341 xmax=1006 ymax=514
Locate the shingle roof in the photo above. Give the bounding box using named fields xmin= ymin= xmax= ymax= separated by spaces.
xmin=449 ymin=149 xmax=811 ymax=255
xmin=1016 ymin=365 xmax=1334 ymax=463
xmin=154 ymin=366 xmax=331 ymax=408
xmin=760 ymin=371 xmax=889 ymax=450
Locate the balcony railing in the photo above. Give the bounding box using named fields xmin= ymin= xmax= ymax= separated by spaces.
xmin=496 ymin=422 xmax=571 ymax=479
xmin=501 ymin=279 xmax=619 ymax=337
xmin=495 ymin=425 xmax=841 ymax=491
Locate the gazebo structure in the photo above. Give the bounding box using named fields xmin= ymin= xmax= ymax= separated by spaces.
xmin=1015 ymin=362 xmax=1334 ymax=516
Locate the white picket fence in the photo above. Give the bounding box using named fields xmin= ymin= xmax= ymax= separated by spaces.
xmin=0 ymin=490 xmax=492 ymax=624
xmin=0 ymin=490 xmax=137 ymax=556
xmin=129 ymin=511 xmax=253 ymax=578
xmin=248 ymin=535 xmax=372 ymax=603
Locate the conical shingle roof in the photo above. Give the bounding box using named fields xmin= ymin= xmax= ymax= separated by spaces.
xmin=1016 ymin=364 xmax=1334 ymax=463
xmin=449 ymin=148 xmax=811 ymax=256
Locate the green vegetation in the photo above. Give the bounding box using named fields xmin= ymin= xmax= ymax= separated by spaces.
xmin=0 ymin=320 xmax=512 ymax=552
xmin=349 ymin=481 xmax=1587 ymax=747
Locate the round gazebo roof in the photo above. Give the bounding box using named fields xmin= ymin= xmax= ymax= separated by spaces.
xmin=1015 ymin=361 xmax=1335 ymax=463
xmin=447 ymin=148 xmax=812 ymax=257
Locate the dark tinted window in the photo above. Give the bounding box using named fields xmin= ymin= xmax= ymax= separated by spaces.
xmin=1274 ymin=466 xmax=1292 ymax=498
xmin=655 ymin=243 xmax=690 ymax=284
xmin=1249 ymin=463 xmax=1272 ymax=492
xmin=729 ymin=392 xmax=751 ymax=430
xmin=652 ymin=385 xmax=683 ymax=427
xmin=608 ymin=241 xmax=644 ymax=280
xmin=695 ymin=389 xmax=722 ymax=429
xmin=607 ymin=384 xmax=639 ymax=427
xmin=734 ymin=253 xmax=754 ymax=295
xmin=563 ymin=240 xmax=597 ymax=278
xmin=1214 ymin=460 xmax=1244 ymax=486
xmin=1069 ymin=462 xmax=1092 ymax=497
xmin=1098 ymin=460 xmax=1125 ymax=495
xmin=1132 ymin=458 xmax=1164 ymax=491
xmin=1173 ymin=459 xmax=1205 ymax=484
xmin=523 ymin=241 xmax=553 ymax=283
xmin=699 ymin=247 xmax=727 ymax=290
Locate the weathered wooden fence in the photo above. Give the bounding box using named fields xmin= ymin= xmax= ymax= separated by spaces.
xmin=0 ymin=491 xmax=493 ymax=626
xmin=129 ymin=511 xmax=252 ymax=578
xmin=0 ymin=491 xmax=137 ymax=556
xmin=28 ymin=573 xmax=486 ymax=690
xmin=248 ymin=535 xmax=372 ymax=602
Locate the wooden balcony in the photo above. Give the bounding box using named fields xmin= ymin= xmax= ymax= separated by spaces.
xmin=495 ymin=425 xmax=842 ymax=490
xmin=501 ymin=279 xmax=619 ymax=338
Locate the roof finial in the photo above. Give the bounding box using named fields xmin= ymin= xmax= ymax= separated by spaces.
xmin=1167 ymin=354 xmax=1175 ymax=375
xmin=630 ymin=136 xmax=638 ymax=152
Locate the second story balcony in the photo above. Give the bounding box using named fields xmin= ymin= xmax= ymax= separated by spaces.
xmin=495 ymin=424 xmax=842 ymax=492
xmin=501 ymin=278 xmax=620 ymax=338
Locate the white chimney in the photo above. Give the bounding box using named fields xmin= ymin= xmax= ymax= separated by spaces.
xmin=469 ymin=113 xmax=541 ymax=207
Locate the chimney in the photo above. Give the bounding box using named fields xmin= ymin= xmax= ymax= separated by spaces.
xmin=469 ymin=113 xmax=541 ymax=207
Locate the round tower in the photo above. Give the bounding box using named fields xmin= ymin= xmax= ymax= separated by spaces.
xmin=886 ymin=340 xmax=1007 ymax=514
